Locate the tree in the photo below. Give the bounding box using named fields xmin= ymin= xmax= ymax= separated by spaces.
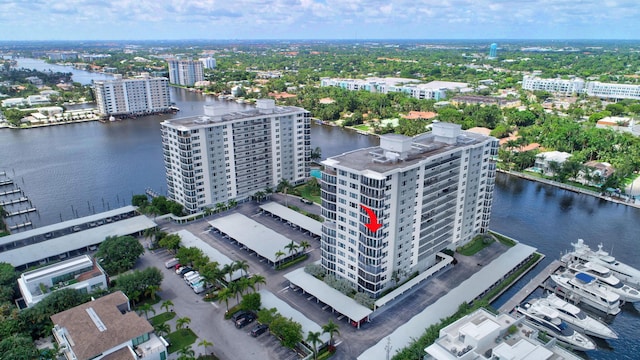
xmin=161 ymin=299 xmax=174 ymax=313
xmin=306 ymin=331 xmax=322 ymax=360
xmin=176 ymin=316 xmax=191 ymax=331
xmin=299 ymin=240 xmax=311 ymax=254
xmin=154 ymin=322 xmax=171 ymax=337
xmin=257 ymin=307 xmax=278 ymax=326
xmin=115 ymin=267 xmax=163 ymax=305
xmin=200 ymin=262 xmax=223 ymax=287
xmin=137 ymin=303 xmax=156 ymax=319
xmin=0 ymin=262 xmax=17 ymax=302
xmin=131 ymin=194 xmax=149 ymax=207
xmin=0 ymin=334 xmax=40 ymax=360
xmin=250 ymin=274 xmax=267 ymax=291
xmin=285 ymin=241 xmax=298 ymax=256
xmin=322 ymin=319 xmax=340 ymax=348
xmin=158 ymin=234 xmax=181 ymax=252
xmin=235 ymin=260 xmax=250 ymax=277
xmin=218 ymin=287 xmax=233 ymax=311
xmin=240 ymin=292 xmax=261 ymax=312
xmin=177 ymin=345 xmax=195 ymax=360
xmin=198 ymin=339 xmax=214 ymax=355
xmin=145 ymin=284 xmax=161 ymax=301
xmin=95 ymin=235 xmax=144 ymax=275
xmin=271 ymin=315 xmax=303 ymax=349
xmin=311 ymin=146 xmax=322 ymax=162
xmin=275 ymin=250 xmax=286 ymax=266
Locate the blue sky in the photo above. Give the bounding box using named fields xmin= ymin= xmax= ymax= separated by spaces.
xmin=1 ymin=0 xmax=638 ymax=40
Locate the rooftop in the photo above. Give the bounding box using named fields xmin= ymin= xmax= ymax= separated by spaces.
xmin=259 ymin=202 xmax=322 ymax=237
xmin=173 ymin=229 xmax=243 ymax=281
xmin=51 ymin=291 xmax=152 ymax=360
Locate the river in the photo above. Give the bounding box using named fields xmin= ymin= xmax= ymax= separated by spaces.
xmin=0 ymin=62 xmax=638 ymax=359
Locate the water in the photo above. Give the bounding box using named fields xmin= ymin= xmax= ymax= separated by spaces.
xmin=14 ymin=58 xmax=116 ymax=85
xmin=1 ymin=61 xmax=638 ymax=359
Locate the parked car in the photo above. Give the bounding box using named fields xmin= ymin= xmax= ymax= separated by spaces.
xmin=165 ymin=258 xmax=179 ymax=269
xmin=235 ymin=313 xmax=256 ymax=329
xmin=178 ymin=267 xmax=193 ymax=276
xmin=231 ymin=310 xmax=249 ymax=322
xmin=250 ymin=324 xmax=268 ymax=337
xmin=300 ymin=198 xmax=313 ymax=205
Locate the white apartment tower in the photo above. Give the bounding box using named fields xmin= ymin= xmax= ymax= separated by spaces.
xmin=320 ymin=123 xmax=498 ymax=297
xmin=167 ymin=59 xmax=205 ymax=86
xmin=161 ymin=99 xmax=310 ymax=213
xmin=93 ymin=74 xmax=171 ymax=117
xmin=200 ymin=57 xmax=217 ymax=69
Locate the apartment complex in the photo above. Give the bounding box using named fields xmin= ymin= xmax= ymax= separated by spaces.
xmin=161 ymin=99 xmax=310 ymax=213
xmin=199 ymin=57 xmax=217 ymax=69
xmin=320 ymin=77 xmax=472 ymax=101
xmin=167 ymin=59 xmax=205 ymax=86
xmin=522 ymin=75 xmax=640 ymax=100
xmin=320 ymin=123 xmax=498 ymax=297
xmin=51 ymin=291 xmax=167 ymax=360
xmin=93 ymin=74 xmax=171 ymax=117
xmin=18 ymin=255 xmax=107 ymax=308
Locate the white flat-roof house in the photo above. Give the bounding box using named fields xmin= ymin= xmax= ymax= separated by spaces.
xmin=534 ymin=151 xmax=572 ymax=176
xmin=424 ymin=308 xmax=582 ymax=360
xmin=18 ymin=255 xmax=107 ymax=308
xmin=51 ymin=291 xmax=167 ymax=360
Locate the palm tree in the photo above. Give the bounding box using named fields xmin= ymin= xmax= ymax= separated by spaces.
xmin=235 ymin=259 xmax=250 ymax=277
xmin=137 ymin=303 xmax=155 ymax=320
xmin=228 ymin=281 xmax=242 ymax=304
xmin=250 ymin=274 xmax=267 ymax=291
xmin=161 ymin=300 xmax=174 ymax=313
xmin=145 ymin=284 xmax=161 ymax=301
xmin=285 ymin=241 xmax=298 ymax=257
xmin=221 ymin=263 xmax=233 ymax=283
xmin=176 ymin=317 xmax=191 ymax=332
xmin=253 ymin=191 xmax=266 ymax=203
xmin=237 ymin=277 xmax=251 ymax=296
xmin=198 ymin=339 xmax=214 ymax=356
xmin=299 ymin=240 xmax=311 ymax=254
xmin=227 ymin=199 xmax=237 ymax=209
xmin=306 ymin=331 xmax=322 ymax=360
xmin=218 ymin=287 xmax=233 ymax=312
xmin=322 ymin=320 xmax=340 ymax=348
xmin=215 ymin=202 xmax=226 ymax=213
xmin=154 ymin=322 xmax=171 ymax=337
xmin=177 ymin=346 xmax=195 ymax=360
xmin=275 ymin=250 xmax=285 ymax=266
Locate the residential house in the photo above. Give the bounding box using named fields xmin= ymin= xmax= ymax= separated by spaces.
xmin=534 ymin=151 xmax=571 ymax=175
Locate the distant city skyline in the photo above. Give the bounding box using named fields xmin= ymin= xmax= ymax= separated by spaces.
xmin=1 ymin=0 xmax=638 ymax=41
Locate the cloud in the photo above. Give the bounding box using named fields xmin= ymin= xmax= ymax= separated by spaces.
xmin=0 ymin=0 xmax=638 ymax=39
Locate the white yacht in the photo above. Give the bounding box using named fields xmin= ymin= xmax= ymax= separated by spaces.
xmin=551 ymin=270 xmax=621 ymax=316
xmin=566 ymin=261 xmax=640 ymax=303
xmin=536 ymin=293 xmax=618 ymax=339
xmin=516 ymin=301 xmax=596 ymax=351
xmin=563 ymin=239 xmax=640 ymax=288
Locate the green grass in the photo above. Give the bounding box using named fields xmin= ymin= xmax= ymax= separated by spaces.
xmin=135 ymin=295 xmax=162 ymax=307
xmin=166 ymin=329 xmax=197 ymax=354
xmin=490 ymin=231 xmax=516 ymax=247
xmin=276 ymin=254 xmax=309 ymax=270
xmin=150 ymin=311 xmax=176 ymax=326
xmin=457 ymin=236 xmax=494 ymax=256
xmin=352 ymin=124 xmax=370 ymax=131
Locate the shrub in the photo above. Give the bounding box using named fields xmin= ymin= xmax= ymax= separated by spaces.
xmin=304 ymin=264 xmax=325 ymax=279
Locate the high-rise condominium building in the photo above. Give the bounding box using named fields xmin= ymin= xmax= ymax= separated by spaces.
xmin=93 ymin=74 xmax=171 ymax=117
xmin=320 ymin=123 xmax=498 ymax=297
xmin=161 ymin=99 xmax=310 ymax=213
xmin=167 ymin=59 xmax=205 ymax=86
xmin=199 ymin=57 xmax=217 ymax=69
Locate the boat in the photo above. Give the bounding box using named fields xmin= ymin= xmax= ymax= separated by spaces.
xmin=515 ymin=301 xmax=596 ymax=351
xmin=551 ymin=270 xmax=621 ymax=316
xmin=563 ymin=239 xmax=640 ymax=288
xmin=108 ymin=115 xmax=116 ymax=122
xmin=566 ymin=261 xmax=640 ymax=303
xmin=535 ymin=293 xmax=618 ymax=339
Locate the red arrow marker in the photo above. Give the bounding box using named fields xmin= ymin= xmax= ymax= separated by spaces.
xmin=360 ymin=204 xmax=382 ymax=232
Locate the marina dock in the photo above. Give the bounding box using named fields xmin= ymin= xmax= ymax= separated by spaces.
xmin=498 ymin=260 xmax=563 ymax=313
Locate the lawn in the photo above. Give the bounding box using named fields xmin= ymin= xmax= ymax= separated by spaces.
xmin=166 ymin=329 xmax=198 ymax=354
xmin=457 ymin=236 xmax=494 ymax=256
xmin=150 ymin=311 xmax=176 ymax=326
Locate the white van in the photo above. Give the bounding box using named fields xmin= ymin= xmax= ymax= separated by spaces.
xmin=184 ymin=271 xmax=200 ymax=284
xmin=164 ymin=258 xmax=179 ymax=269
xmin=189 ymin=276 xmax=204 ymax=288
xmin=192 ymin=281 xmax=206 ymax=294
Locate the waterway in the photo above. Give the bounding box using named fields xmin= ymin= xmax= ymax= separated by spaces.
xmin=0 ymin=62 xmax=638 ymax=359
xmin=14 ymin=58 xmax=115 ymax=85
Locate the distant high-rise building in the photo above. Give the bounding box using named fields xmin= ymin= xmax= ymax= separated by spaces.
xmin=93 ymin=74 xmax=171 ymax=117
xmin=161 ymin=99 xmax=311 ymax=213
xmin=167 ymin=59 xmax=205 ymax=86
xmin=320 ymin=123 xmax=499 ymax=297
xmin=489 ymin=43 xmax=498 ymax=58
xmin=200 ymin=57 xmax=217 ymax=69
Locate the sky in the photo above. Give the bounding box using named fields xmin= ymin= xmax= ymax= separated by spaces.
xmin=0 ymin=0 xmax=638 ymax=41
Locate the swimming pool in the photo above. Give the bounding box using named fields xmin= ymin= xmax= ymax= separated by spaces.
xmin=310 ymin=169 xmax=321 ymax=179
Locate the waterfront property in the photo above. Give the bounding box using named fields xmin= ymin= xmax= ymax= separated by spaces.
xmin=172 ymin=229 xmax=243 ymax=282
xmin=93 ymin=73 xmax=171 ymax=118
xmin=320 ymin=123 xmax=499 ymax=297
xmin=423 ymin=308 xmax=582 ymax=360
xmin=534 ymin=151 xmax=572 ymax=176
xmin=18 ymin=255 xmax=107 ymax=308
xmin=51 ymin=291 xmax=168 ymax=360
xmin=167 ymin=58 xmax=204 ymax=86
xmin=259 ymin=201 xmax=322 ymax=238
xmin=320 ymin=77 xmax=472 ymax=101
xmin=161 ymin=99 xmax=310 ymax=213
xmin=0 ymin=206 xmax=156 ymax=270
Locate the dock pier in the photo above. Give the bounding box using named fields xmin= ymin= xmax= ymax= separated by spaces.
xmin=0 ymin=197 xmax=29 ymax=206
xmin=498 ymin=260 xmax=563 ymax=313
xmin=0 ymin=189 xmax=21 ymax=196
xmin=145 ymin=188 xmax=160 ymax=198
xmin=6 ymin=208 xmax=37 ymax=217
xmin=0 ymin=179 xmax=13 ymax=186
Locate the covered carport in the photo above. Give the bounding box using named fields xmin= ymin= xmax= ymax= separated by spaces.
xmin=208 ymin=213 xmax=299 ymax=266
xmin=259 ymin=202 xmax=322 ymax=238
xmin=284 ymin=267 xmax=373 ymax=328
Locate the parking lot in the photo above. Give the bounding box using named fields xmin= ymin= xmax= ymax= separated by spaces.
xmin=139 ymin=194 xmax=509 ymax=359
